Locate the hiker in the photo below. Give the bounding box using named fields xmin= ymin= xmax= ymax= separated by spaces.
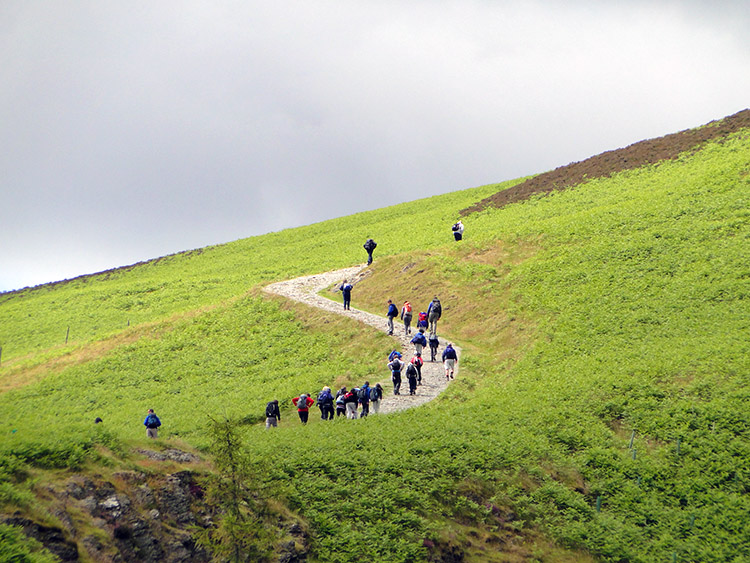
xmin=339 ymin=280 xmax=353 ymax=310
xmin=452 ymin=220 xmax=464 ymax=241
xmin=144 ymin=408 xmax=161 ymax=439
xmin=344 ymin=388 xmax=360 ymax=419
xmin=442 ymin=343 xmax=458 ymax=380
xmin=411 ymin=328 xmax=427 ymax=356
xmin=370 ymin=383 xmax=384 ymax=414
xmin=405 ymin=361 xmax=418 ymax=395
xmin=427 ymin=297 xmax=442 ymax=334
xmin=265 ymin=400 xmax=281 ymax=429
xmin=317 ymin=386 xmax=335 ymax=420
xmin=416 ymin=311 xmax=428 ymax=331
xmin=358 ymin=381 xmax=371 ymax=417
xmin=428 ymin=333 xmax=440 ymax=362
xmin=389 ymin=355 xmax=403 ymax=395
xmin=335 ymin=387 xmax=348 ymax=417
xmin=410 ymin=352 xmax=424 ymax=385
xmin=364 ymin=238 xmax=377 ymax=265
xmin=401 ymin=301 xmax=413 ymax=335
xmin=386 ymin=299 xmax=398 ymax=335
xmin=292 ymin=393 xmax=315 ymax=424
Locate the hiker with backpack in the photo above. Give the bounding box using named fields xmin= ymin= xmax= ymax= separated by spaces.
xmin=358 ymin=381 xmax=372 ymax=417
xmin=265 ymin=400 xmax=281 ymax=429
xmin=344 ymin=388 xmax=360 ymax=419
xmin=428 ymin=333 xmax=440 ymax=362
xmin=405 ymin=361 xmax=418 ymax=395
xmin=442 ymin=343 xmax=458 ymax=380
xmin=452 ymin=220 xmax=464 ymax=241
xmin=335 ymin=387 xmax=348 ymax=417
xmin=363 ymin=238 xmax=377 ymax=265
xmin=427 ymin=297 xmax=442 ymax=334
xmin=416 ymin=311 xmax=428 ymax=330
xmin=292 ymin=393 xmax=315 ymax=424
xmin=388 ymin=355 xmax=403 ymax=395
xmin=401 ymin=301 xmax=413 ymax=335
xmin=386 ymin=299 xmax=398 ymax=335
xmin=370 ymin=383 xmax=384 ymax=414
xmin=317 ymin=386 xmax=335 ymax=420
xmin=143 ymin=408 xmax=161 ymax=439
xmin=411 ymin=328 xmax=427 ymax=356
xmin=339 ymin=280 xmax=353 ymax=310
xmin=410 ymin=352 xmax=423 ymax=385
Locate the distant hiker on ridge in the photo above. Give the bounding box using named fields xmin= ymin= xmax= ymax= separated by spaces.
xmin=364 ymin=238 xmax=377 ymax=265
xmin=386 ymin=299 xmax=398 ymax=335
xmin=452 ymin=220 xmax=464 ymax=241
xmin=339 ymin=279 xmax=353 ymax=310
xmin=427 ymin=297 xmax=442 ymax=335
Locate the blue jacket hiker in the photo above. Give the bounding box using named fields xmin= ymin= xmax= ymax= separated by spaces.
xmin=442 ymin=343 xmax=458 ymax=379
xmin=388 ymin=349 xmax=402 ymax=362
xmin=386 ymin=299 xmax=398 ymax=335
xmin=317 ymin=387 xmax=335 ymax=420
xmin=411 ymin=329 xmax=427 ymax=355
xmin=339 ymin=280 xmax=353 ymax=310
xmin=144 ymin=409 xmax=161 ymax=439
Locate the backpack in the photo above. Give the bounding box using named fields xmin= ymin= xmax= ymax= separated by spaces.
xmin=358 ymin=387 xmax=369 ymax=402
xmin=432 ymin=301 xmax=442 ymax=316
xmin=404 ymin=302 xmax=412 ymax=313
xmin=406 ymin=364 xmax=417 ymax=378
xmin=336 ymin=393 xmax=346 ymax=406
xmin=452 ymin=223 xmax=459 ymax=232
xmin=265 ymin=403 xmax=276 ymax=418
xmin=296 ymin=395 xmax=308 ymax=410
xmin=146 ymin=414 xmax=160 ymax=428
xmin=418 ymin=312 xmax=427 ymax=322
xmin=370 ymin=387 xmax=380 ymax=402
xmin=391 ymin=359 xmax=402 ymax=372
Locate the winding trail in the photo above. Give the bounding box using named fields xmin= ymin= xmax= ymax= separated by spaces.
xmin=264 ymin=265 xmax=459 ymax=414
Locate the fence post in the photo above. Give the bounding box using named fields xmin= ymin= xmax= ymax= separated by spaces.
xmin=595 ymin=495 xmax=602 ymax=512
xmin=629 ymin=430 xmax=635 ymax=449
xmin=65 ymin=326 xmax=70 ymax=344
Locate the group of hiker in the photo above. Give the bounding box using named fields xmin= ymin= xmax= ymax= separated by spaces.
xmin=281 ymin=381 xmax=387 ymax=425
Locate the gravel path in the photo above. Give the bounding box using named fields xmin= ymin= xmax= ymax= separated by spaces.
xmin=264 ymin=265 xmax=459 ymax=414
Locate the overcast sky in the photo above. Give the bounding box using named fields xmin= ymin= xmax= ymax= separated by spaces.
xmin=1 ymin=1 xmax=748 ymax=292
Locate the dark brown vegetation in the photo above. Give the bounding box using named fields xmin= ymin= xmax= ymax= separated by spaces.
xmin=461 ymin=109 xmax=750 ymax=215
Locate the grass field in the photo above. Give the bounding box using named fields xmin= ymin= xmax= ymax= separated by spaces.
xmin=0 ymin=130 xmax=748 ymax=562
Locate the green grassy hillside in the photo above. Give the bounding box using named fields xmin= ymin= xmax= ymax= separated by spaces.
xmin=1 ymin=126 xmax=748 ymax=562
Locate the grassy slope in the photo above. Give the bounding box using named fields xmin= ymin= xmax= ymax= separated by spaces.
xmin=1 ymin=131 xmax=748 ymax=562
